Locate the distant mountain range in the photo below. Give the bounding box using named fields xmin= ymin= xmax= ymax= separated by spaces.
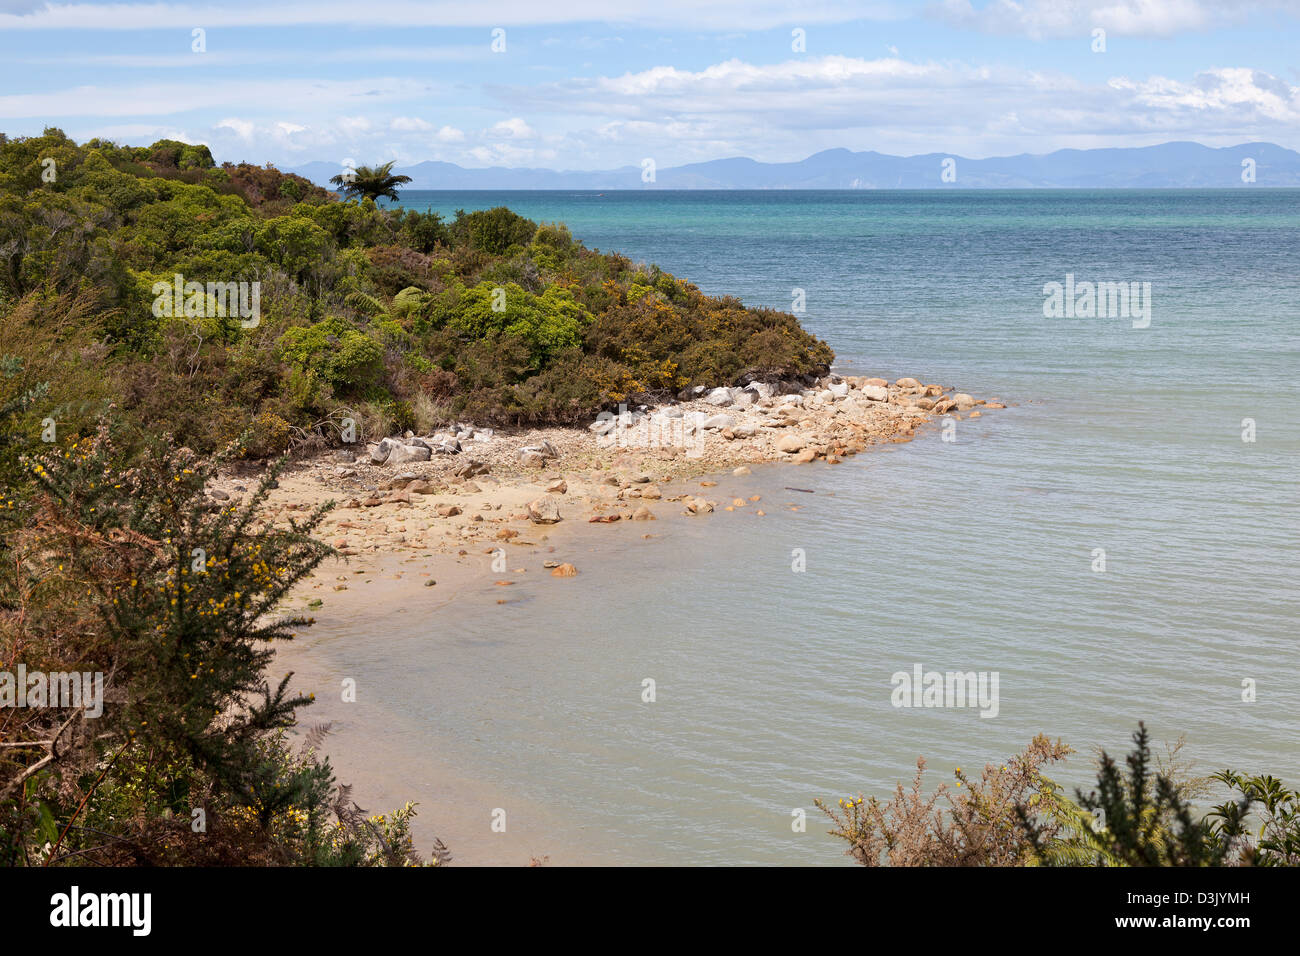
xmin=289 ymin=142 xmax=1300 ymax=190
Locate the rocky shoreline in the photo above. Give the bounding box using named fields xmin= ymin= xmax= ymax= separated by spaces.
xmin=209 ymin=372 xmax=1005 ymax=574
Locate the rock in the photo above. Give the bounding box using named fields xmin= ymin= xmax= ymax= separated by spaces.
xmin=923 ymin=384 xmax=944 ymax=397
xmin=334 ymin=450 xmax=356 ymax=462
xmin=209 ymin=489 xmax=230 ymax=501
xmin=589 ymin=418 xmax=617 ymax=435
xmin=630 ymin=473 xmax=651 ymax=484
xmin=860 ymin=385 xmax=889 ymax=402
xmin=745 ymin=381 xmax=775 ymax=400
xmin=701 ymin=413 xmax=734 ymax=430
xmin=518 ymin=450 xmax=546 ymax=467
xmin=703 ymin=387 xmax=734 ymax=406
xmin=732 ymin=391 xmax=756 ymax=408
xmin=951 ymin=393 xmax=976 ymax=410
xmin=684 ymin=498 xmax=714 ymax=515
xmin=527 ymin=495 xmax=562 ymax=524
xmin=409 ymin=480 xmax=439 ymax=494
xmin=733 ymin=466 xmax=752 ymax=476
xmin=368 ymin=437 xmax=401 ymax=464
xmin=895 ymin=377 xmax=921 ymax=388
xmin=546 ymin=478 xmax=568 ymax=494
xmin=986 ymin=402 xmax=1006 ymax=409
xmin=462 ymin=481 xmax=482 ymax=494
xmin=435 ymin=504 xmax=462 ymax=517
xmin=631 ymin=506 xmax=655 ymax=521
xmin=551 ymin=563 xmax=578 ymax=577
xmin=660 ymin=405 xmax=684 ymax=419
xmin=588 ymin=514 xmax=620 ymax=523
xmin=829 ymin=381 xmax=850 ymax=399
xmin=916 ymin=398 xmax=936 ymax=410
xmin=424 ymin=579 xmax=436 ymax=587
xmin=454 ymin=459 xmax=489 ymax=478
xmin=776 ymin=434 xmax=807 ymax=454
xmin=640 ymin=484 xmax=661 ymax=500
xmin=386 ymin=443 xmax=431 ymax=465
xmin=864 ymin=377 xmax=888 ymax=387
xmin=793 ymin=448 xmax=818 ymax=464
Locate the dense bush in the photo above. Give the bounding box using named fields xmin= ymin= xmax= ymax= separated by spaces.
xmin=0 ymin=129 xmax=832 ymax=445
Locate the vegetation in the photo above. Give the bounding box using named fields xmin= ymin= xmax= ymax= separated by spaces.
xmin=0 ymin=128 xmax=832 ymax=460
xmin=328 ymin=160 xmax=413 ymax=203
xmin=0 ymin=421 xmax=445 ymax=865
xmin=819 ymin=722 xmax=1298 ymax=866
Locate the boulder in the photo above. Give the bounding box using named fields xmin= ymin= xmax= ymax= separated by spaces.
xmin=860 ymin=385 xmax=889 ymax=402
xmin=703 ymin=387 xmax=734 ymax=407
xmin=776 ymin=434 xmax=807 ymax=454
xmin=745 ymin=381 xmax=775 ymax=400
xmin=701 ymin=413 xmax=734 ymax=430
xmin=895 ymin=377 xmax=921 ymax=388
xmin=951 ymin=393 xmax=976 ymax=411
xmin=864 ymin=377 xmax=888 ymax=387
xmin=518 ymin=450 xmax=546 ymax=467
xmin=546 ymin=478 xmax=568 ymax=494
xmin=527 ymin=495 xmax=563 ymax=524
xmin=631 ymin=506 xmax=656 ymax=521
xmin=829 ymin=381 xmax=850 ymax=399
xmin=640 ymin=484 xmax=662 ymax=500
xmin=454 ymin=459 xmax=489 ymax=478
xmin=368 ymin=437 xmax=401 ymax=464
xmin=589 ymin=418 xmax=617 ymax=435
xmin=550 ymin=563 xmax=579 ymax=577
xmin=387 ymin=443 xmax=432 ymax=465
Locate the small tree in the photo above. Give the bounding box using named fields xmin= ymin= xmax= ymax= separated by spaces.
xmin=328 ymin=161 xmax=412 ymax=203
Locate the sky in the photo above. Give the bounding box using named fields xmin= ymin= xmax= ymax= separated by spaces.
xmin=1 ymin=0 xmax=1299 ymax=171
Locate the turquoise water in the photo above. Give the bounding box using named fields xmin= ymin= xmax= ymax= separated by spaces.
xmin=288 ymin=191 xmax=1299 ymax=864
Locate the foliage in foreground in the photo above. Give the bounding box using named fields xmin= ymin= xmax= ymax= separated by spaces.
xmin=819 ymin=723 xmax=1296 ymax=866
xmin=0 ymin=421 xmax=445 ymax=865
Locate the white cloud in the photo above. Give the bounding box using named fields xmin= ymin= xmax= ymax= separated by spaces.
xmin=929 ymin=0 xmax=1297 ymax=39
xmin=391 ymin=116 xmax=433 ymax=131
xmin=215 ymin=117 xmax=254 ymax=139
xmin=491 ymin=117 xmax=536 ymax=138
xmin=436 ymin=125 xmax=466 ymax=142
xmin=0 ymin=0 xmax=902 ymax=31
xmin=489 ymin=55 xmax=1300 ymax=162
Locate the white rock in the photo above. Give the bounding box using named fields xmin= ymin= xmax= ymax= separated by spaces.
xmin=703 ymin=387 xmax=734 ymax=407
xmin=701 ymin=414 xmax=735 ymax=430
xmin=861 ymin=385 xmax=889 ymax=401
xmin=387 ymin=443 xmax=432 ymax=464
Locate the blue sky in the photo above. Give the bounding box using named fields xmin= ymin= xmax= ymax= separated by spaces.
xmin=2 ymin=0 xmax=1299 ymax=170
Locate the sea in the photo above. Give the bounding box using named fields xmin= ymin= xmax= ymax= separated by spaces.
xmin=277 ymin=190 xmax=1299 ymax=865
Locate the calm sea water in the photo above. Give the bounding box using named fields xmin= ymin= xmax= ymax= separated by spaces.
xmin=285 ymin=191 xmax=1299 ymax=865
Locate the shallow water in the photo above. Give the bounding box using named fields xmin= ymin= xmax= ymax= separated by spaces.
xmin=282 ymin=191 xmax=1299 ymax=865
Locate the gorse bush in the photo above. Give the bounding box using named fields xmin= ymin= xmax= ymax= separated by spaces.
xmin=821 ymin=723 xmax=1294 ymax=867
xmin=0 ymin=129 xmax=832 ymax=446
xmin=0 ymin=420 xmax=445 ymax=865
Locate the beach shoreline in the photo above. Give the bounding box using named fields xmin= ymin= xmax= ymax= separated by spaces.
xmin=248 ymin=371 xmax=1005 ymax=863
